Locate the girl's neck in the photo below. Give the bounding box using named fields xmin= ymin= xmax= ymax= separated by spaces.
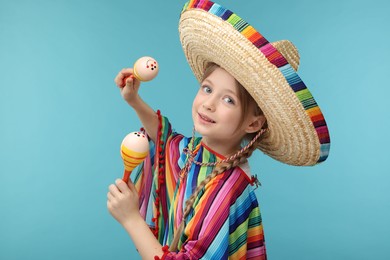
xmin=201 ymin=137 xmax=241 ymax=158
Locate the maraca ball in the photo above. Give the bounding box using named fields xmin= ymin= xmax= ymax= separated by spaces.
xmin=121 ymin=132 xmax=149 ymax=152
xmin=121 ymin=132 xmax=149 ymax=172
xmin=133 ymin=56 xmax=159 ymax=82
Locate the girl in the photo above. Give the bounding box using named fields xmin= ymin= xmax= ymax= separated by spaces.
xmin=107 ymin=1 xmax=330 ymax=259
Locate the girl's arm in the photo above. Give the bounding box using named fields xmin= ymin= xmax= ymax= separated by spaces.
xmin=107 ymin=179 xmax=164 ymax=259
xmin=114 ymin=68 xmax=158 ymax=143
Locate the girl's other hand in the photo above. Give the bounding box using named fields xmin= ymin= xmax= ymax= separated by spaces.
xmin=107 ymin=179 xmax=140 ymax=226
xmin=114 ymin=68 xmax=141 ymax=105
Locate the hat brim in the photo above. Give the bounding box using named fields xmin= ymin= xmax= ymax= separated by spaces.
xmin=179 ymin=1 xmax=330 ymax=166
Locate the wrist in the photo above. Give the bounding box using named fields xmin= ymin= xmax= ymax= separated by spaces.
xmin=121 ymin=212 xmax=143 ymax=230
xmin=126 ymin=94 xmax=142 ymax=108
xmin=121 ymin=213 xmax=164 ymax=259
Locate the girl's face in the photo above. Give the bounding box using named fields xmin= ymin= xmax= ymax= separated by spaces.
xmin=192 ymin=67 xmax=255 ymax=153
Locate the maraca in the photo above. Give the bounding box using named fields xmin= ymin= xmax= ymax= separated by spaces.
xmin=120 ymin=131 xmax=149 ymax=183
xmin=124 ymin=56 xmax=159 ymax=84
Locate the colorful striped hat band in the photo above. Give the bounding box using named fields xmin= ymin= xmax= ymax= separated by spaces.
xmin=179 ymin=0 xmax=330 ymax=166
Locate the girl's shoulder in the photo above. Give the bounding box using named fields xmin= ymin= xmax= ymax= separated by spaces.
xmin=168 ymin=134 xmax=200 ymax=151
xmin=207 ymin=162 xmax=255 ymax=192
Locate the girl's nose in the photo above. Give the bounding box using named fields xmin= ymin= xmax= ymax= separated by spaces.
xmin=202 ymin=101 xmax=215 ymax=111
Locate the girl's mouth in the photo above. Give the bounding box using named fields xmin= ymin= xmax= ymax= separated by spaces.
xmin=198 ymin=113 xmax=216 ymax=123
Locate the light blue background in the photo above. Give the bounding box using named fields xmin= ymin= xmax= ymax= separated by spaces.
xmin=1 ymin=0 xmax=389 ymax=259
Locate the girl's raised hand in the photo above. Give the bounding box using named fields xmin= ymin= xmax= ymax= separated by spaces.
xmin=114 ymin=68 xmax=141 ymax=105
xmin=107 ymin=179 xmax=140 ymax=226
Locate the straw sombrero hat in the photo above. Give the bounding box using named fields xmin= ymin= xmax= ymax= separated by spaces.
xmin=179 ymin=0 xmax=330 ymax=166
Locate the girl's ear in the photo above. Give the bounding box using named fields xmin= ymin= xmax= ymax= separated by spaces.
xmin=245 ymin=115 xmax=266 ymax=134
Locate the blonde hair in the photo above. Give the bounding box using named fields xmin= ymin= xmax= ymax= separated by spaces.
xmin=169 ymin=63 xmax=267 ymax=251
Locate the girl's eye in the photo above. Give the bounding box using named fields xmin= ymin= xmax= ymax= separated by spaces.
xmin=223 ymin=97 xmax=235 ymax=105
xmin=202 ymin=86 xmax=212 ymax=94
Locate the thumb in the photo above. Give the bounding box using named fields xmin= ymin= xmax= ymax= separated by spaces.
xmin=123 ymin=77 xmax=141 ymax=95
xmin=127 ymin=74 xmax=141 ymax=89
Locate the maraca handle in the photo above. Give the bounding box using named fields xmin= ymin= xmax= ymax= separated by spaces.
xmin=122 ymin=170 xmax=132 ymax=183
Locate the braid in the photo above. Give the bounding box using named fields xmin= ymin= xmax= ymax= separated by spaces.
xmin=169 ymin=135 xmax=263 ymax=251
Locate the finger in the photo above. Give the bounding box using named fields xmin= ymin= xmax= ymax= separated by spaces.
xmin=124 ymin=76 xmax=134 ymax=87
xmin=115 ymin=179 xmax=130 ymax=195
xmin=108 ymin=184 xmax=121 ymax=198
xmin=114 ymin=70 xmax=126 ymax=87
xmin=121 ymin=68 xmax=134 ymax=75
xmin=115 ymin=68 xmax=134 ymax=87
xmin=127 ymin=76 xmax=142 ymax=92
xmin=107 ymin=192 xmax=114 ymax=202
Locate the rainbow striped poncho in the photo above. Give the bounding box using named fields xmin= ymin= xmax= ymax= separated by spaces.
xmin=132 ymin=112 xmax=266 ymax=259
